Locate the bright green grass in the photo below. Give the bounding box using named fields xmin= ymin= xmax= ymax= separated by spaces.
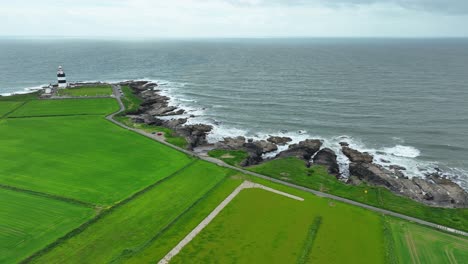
xmin=208 ymin=149 xmax=249 ymax=166
xmin=9 ymin=98 xmax=119 ymax=117
xmin=119 ymin=85 xmax=142 ymax=114
xmin=388 ymin=218 xmax=468 ymax=264
xmin=57 ymin=85 xmax=112 ymax=97
xmin=31 ymin=160 xmax=233 ymax=264
xmin=0 ymin=188 xmax=94 ymax=264
xmin=171 ymin=184 xmax=385 ymax=264
xmin=126 ymin=176 xmax=245 ymax=263
xmin=249 ymin=157 xmax=468 ymax=232
xmin=0 ymin=116 xmax=192 ymax=205
xmin=0 ymin=101 xmax=22 ymax=117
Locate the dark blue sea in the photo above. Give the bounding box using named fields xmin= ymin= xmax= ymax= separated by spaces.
xmin=1 ymin=38 xmax=467 ymax=189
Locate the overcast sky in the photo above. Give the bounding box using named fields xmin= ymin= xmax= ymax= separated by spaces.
xmin=1 ymin=0 xmax=468 ymax=38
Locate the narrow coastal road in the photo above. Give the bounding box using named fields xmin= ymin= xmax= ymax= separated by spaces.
xmin=107 ymin=85 xmax=468 ymax=237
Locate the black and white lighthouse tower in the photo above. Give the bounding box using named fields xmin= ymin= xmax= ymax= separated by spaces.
xmin=57 ymin=66 xmax=67 ymax=88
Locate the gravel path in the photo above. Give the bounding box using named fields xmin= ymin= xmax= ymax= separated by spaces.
xmin=107 ymin=85 xmax=468 ymax=238
xmin=158 ymin=180 xmax=304 ymax=264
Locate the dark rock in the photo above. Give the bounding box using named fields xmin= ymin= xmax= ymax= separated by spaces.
xmin=339 ymin=142 xmax=349 ymax=147
xmin=342 ymin=146 xmax=373 ymax=163
xmin=380 ymin=158 xmax=391 ymax=163
xmin=267 ymin=136 xmax=292 ymax=145
xmin=253 ymin=140 xmax=278 ymax=153
xmin=349 ymin=162 xmax=468 ymax=208
xmin=276 ymin=139 xmax=322 ymax=161
xmin=163 ymin=118 xmax=187 ymax=130
xmin=389 ymin=165 xmax=406 ymax=171
xmin=215 ymin=136 xmax=246 ymax=150
xmin=312 ymin=148 xmax=339 ymax=175
xmin=240 ymin=142 xmax=264 ymax=167
xmin=176 ymin=124 xmax=213 ymax=150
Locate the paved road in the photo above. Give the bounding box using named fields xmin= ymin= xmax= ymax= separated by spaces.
xmin=108 ymin=85 xmax=468 ymax=237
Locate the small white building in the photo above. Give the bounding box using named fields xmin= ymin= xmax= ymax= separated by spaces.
xmin=57 ymin=66 xmax=67 ymax=88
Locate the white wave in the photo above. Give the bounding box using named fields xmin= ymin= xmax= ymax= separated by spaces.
xmin=381 ymin=145 xmax=421 ymax=158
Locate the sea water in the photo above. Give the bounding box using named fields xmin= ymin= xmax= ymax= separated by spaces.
xmin=1 ymin=37 xmax=467 ymax=189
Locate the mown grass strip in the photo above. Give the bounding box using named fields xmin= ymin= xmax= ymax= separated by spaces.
xmin=0 ymin=184 xmax=95 ymax=208
xmin=382 ymin=217 xmax=398 ymax=264
xmin=22 ymin=160 xmax=197 ymax=264
xmin=296 ymin=216 xmax=322 ymax=264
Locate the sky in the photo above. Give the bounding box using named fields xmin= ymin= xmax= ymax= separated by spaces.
xmin=1 ymin=0 xmax=468 ymax=38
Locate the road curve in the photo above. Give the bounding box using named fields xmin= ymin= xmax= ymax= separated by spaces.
xmin=107 ymin=85 xmax=468 ymax=238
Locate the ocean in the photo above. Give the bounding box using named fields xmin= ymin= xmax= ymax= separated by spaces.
xmin=1 ymin=38 xmax=467 ymax=189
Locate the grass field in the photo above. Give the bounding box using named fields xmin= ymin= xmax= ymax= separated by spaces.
xmin=57 ymin=85 xmax=112 ymax=97
xmin=171 ymin=182 xmax=385 ymax=264
xmin=31 ymin=160 xmax=234 ymax=264
xmin=0 ymin=92 xmax=38 ymax=102
xmin=0 ymin=115 xmax=193 ymax=205
xmin=0 ymin=188 xmax=94 ymax=264
xmin=0 ymin=101 xmax=22 ymax=117
xmin=126 ymin=176 xmax=245 ymax=263
xmin=249 ymin=157 xmax=468 ymax=232
xmin=388 ymin=218 xmax=468 ymax=264
xmin=8 ymin=98 xmax=119 ymax=117
xmin=208 ymin=149 xmax=249 ymax=166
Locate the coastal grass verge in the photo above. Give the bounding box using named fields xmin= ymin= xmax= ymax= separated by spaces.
xmin=56 ymin=85 xmax=112 ymax=97
xmin=30 ymin=160 xmax=234 ymax=264
xmin=0 ymin=91 xmax=39 ymax=102
xmin=248 ymin=157 xmax=468 ymax=232
xmin=115 ymin=115 xmax=188 ymax=148
xmin=8 ymin=98 xmax=119 ymax=117
xmin=387 ymin=217 xmax=468 ymax=264
xmin=169 ymin=184 xmax=385 ymax=264
xmin=119 ymin=85 xmax=142 ymax=114
xmin=0 ymin=188 xmax=94 ymax=264
xmin=0 ymin=115 xmax=193 ymax=205
xmin=208 ymin=149 xmax=249 ymax=166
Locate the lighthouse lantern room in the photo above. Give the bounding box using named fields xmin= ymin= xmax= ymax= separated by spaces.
xmin=57 ymin=66 xmax=67 ymax=88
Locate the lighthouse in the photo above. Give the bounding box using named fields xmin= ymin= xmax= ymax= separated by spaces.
xmin=57 ymin=66 xmax=67 ymax=88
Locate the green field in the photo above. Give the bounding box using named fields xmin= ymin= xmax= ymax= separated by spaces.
xmin=388 ymin=218 xmax=468 ymax=264
xmin=57 ymin=85 xmax=113 ymax=97
xmin=0 ymin=188 xmax=94 ymax=263
xmin=0 ymin=115 xmax=193 ymax=205
xmin=249 ymin=157 xmax=468 ymax=232
xmin=170 ymin=183 xmax=385 ymax=264
xmin=208 ymin=149 xmax=249 ymax=166
xmin=31 ymin=160 xmax=234 ymax=264
xmin=127 ymin=176 xmax=245 ymax=263
xmin=8 ymin=98 xmax=119 ymax=117
xmin=0 ymin=101 xmax=22 ymax=117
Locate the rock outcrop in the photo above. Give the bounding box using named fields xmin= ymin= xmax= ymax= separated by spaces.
xmin=276 ymin=139 xmax=322 ymax=161
xmin=346 ymin=146 xmax=468 ymax=208
xmin=312 ymin=148 xmax=339 ymax=175
xmin=342 ymin=146 xmax=373 ymax=163
xmin=267 ymin=136 xmax=292 ymax=145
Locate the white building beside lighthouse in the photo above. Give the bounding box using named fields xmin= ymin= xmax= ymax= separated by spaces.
xmin=57 ymin=66 xmax=67 ymax=88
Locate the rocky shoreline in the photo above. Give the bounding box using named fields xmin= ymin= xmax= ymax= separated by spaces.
xmin=119 ymin=80 xmax=468 ymax=208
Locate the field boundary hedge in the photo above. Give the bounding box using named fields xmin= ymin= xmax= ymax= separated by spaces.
xmin=0 ymin=101 xmax=28 ymax=118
